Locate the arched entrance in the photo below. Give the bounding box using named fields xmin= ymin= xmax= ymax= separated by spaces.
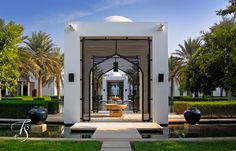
xmin=82 ymin=38 xmax=151 ymax=121
xmin=89 ymin=55 xmax=143 ymax=121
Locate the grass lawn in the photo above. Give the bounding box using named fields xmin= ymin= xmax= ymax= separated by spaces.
xmin=132 ymin=141 xmax=236 ymax=151
xmin=0 ymin=140 xmax=101 ymax=151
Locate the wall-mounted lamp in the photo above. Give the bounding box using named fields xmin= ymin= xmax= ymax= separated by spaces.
xmin=68 ymin=73 xmax=74 ymax=82
xmin=158 ymin=73 xmax=164 ymax=82
xmin=68 ymin=23 xmax=77 ymax=31
xmin=156 ymin=24 xmax=165 ymax=31
xmin=113 ymin=62 xmax=118 ymax=72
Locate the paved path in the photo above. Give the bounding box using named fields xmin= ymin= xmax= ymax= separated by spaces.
xmin=94 ymin=127 xmax=140 ymax=151
xmin=95 ymin=127 xmax=140 ymax=151
xmin=71 ymin=122 xmax=162 ymax=151
xmin=71 ymin=122 xmax=162 ymax=132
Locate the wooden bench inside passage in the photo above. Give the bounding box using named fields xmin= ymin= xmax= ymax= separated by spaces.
xmin=105 ymin=104 xmax=127 ymax=117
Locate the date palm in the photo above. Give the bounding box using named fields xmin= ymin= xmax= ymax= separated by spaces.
xmin=18 ymin=47 xmax=39 ymax=80
xmin=43 ymin=51 xmax=64 ymax=99
xmin=171 ymin=37 xmax=201 ymax=96
xmin=172 ymin=37 xmax=201 ymax=65
xmin=24 ymin=31 xmax=61 ymax=97
xmin=168 ymin=56 xmax=182 ymax=99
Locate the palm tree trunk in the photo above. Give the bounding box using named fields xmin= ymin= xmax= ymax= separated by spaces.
xmin=38 ymin=77 xmax=42 ymax=97
xmin=170 ymin=78 xmax=174 ymax=100
xmin=56 ymin=77 xmax=61 ymax=100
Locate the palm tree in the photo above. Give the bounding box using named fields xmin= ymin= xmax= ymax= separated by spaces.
xmin=24 ymin=31 xmax=61 ymax=97
xmin=17 ymin=47 xmax=40 ymax=80
xmin=168 ymin=56 xmax=182 ymax=100
xmin=172 ymin=37 xmax=201 ymax=65
xmin=171 ymin=37 xmax=201 ymax=96
xmin=43 ymin=51 xmax=64 ymax=99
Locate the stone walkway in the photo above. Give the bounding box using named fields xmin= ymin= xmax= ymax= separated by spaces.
xmin=95 ymin=127 xmax=140 ymax=151
xmin=71 ymin=122 xmax=162 ymax=151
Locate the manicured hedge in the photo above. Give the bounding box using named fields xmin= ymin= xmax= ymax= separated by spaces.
xmin=50 ymin=96 xmax=64 ymax=101
xmin=2 ymin=97 xmax=23 ymax=100
xmin=0 ymin=100 xmax=59 ymax=118
xmin=169 ymin=96 xmax=228 ymax=101
xmin=33 ymin=97 xmax=45 ymax=101
xmin=174 ymin=101 xmax=236 ymax=117
xmin=47 ymin=101 xmax=59 ymax=114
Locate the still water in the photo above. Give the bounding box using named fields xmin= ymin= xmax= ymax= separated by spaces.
xmin=140 ymin=124 xmax=236 ymax=138
xmin=0 ymin=124 xmax=94 ymax=138
xmin=1 ymin=123 xmax=236 ymax=139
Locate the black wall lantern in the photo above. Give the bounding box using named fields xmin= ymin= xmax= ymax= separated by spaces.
xmin=68 ymin=73 xmax=74 ymax=82
xmin=113 ymin=62 xmax=118 ymax=72
xmin=158 ymin=73 xmax=164 ymax=82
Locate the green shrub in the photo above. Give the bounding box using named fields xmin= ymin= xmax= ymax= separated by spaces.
xmin=50 ymin=96 xmax=64 ymax=101
xmin=0 ymin=100 xmax=59 ymax=118
xmin=21 ymin=96 xmax=34 ymax=100
xmin=174 ymin=101 xmax=236 ymax=117
xmin=33 ymin=97 xmax=45 ymax=101
xmin=0 ymin=100 xmax=48 ymax=118
xmin=2 ymin=97 xmax=23 ymax=100
xmin=170 ymin=97 xmax=228 ymax=102
xmin=47 ymin=101 xmax=59 ymax=114
xmin=50 ymin=96 xmax=58 ymax=100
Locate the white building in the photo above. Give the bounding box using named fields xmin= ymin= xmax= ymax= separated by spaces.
xmin=102 ymin=70 xmax=129 ymax=101
xmin=64 ymin=16 xmax=168 ymax=125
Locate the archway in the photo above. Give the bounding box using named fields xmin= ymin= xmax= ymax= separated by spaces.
xmin=82 ymin=38 xmax=151 ymax=121
xmin=89 ymin=55 xmax=143 ymax=121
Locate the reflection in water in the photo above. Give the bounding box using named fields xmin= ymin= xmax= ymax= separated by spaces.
xmin=0 ymin=124 xmax=93 ymax=138
xmin=1 ymin=123 xmax=236 ymax=139
xmin=140 ymin=124 xmax=236 ymax=138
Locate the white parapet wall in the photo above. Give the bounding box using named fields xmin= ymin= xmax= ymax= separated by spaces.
xmin=64 ymin=19 xmax=168 ymax=124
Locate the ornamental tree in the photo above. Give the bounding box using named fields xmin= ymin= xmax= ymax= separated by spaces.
xmin=0 ymin=19 xmax=23 ymax=100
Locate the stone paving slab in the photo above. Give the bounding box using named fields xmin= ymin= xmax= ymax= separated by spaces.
xmin=102 ymin=141 xmax=130 ymax=148
xmin=101 ymin=148 xmax=132 ymax=151
xmin=101 ymin=141 xmax=132 ymax=151
xmin=71 ymin=122 xmax=163 ymax=132
xmin=92 ymin=128 xmax=141 ymax=139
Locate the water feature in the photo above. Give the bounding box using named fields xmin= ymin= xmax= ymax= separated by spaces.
xmin=99 ymin=100 xmax=134 ymax=111
xmin=1 ymin=123 xmax=236 ymax=139
xmin=139 ymin=124 xmax=236 ymax=138
xmin=0 ymin=123 xmax=94 ymax=139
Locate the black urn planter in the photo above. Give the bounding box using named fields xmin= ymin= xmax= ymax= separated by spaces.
xmin=28 ymin=106 xmax=48 ymax=125
xmin=184 ymin=107 xmax=201 ymax=125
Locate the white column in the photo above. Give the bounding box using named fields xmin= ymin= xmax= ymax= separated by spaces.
xmin=139 ymin=71 xmax=142 ymax=112
xmin=102 ymin=78 xmax=107 ymax=101
xmin=27 ymin=82 xmax=31 ymax=96
xmin=123 ymin=78 xmax=129 ymax=101
xmin=64 ymin=24 xmax=81 ymax=124
xmin=152 ymin=23 xmax=168 ymax=125
xmin=5 ymin=89 xmax=9 ymax=96
xmin=21 ymin=82 xmax=24 ymax=96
